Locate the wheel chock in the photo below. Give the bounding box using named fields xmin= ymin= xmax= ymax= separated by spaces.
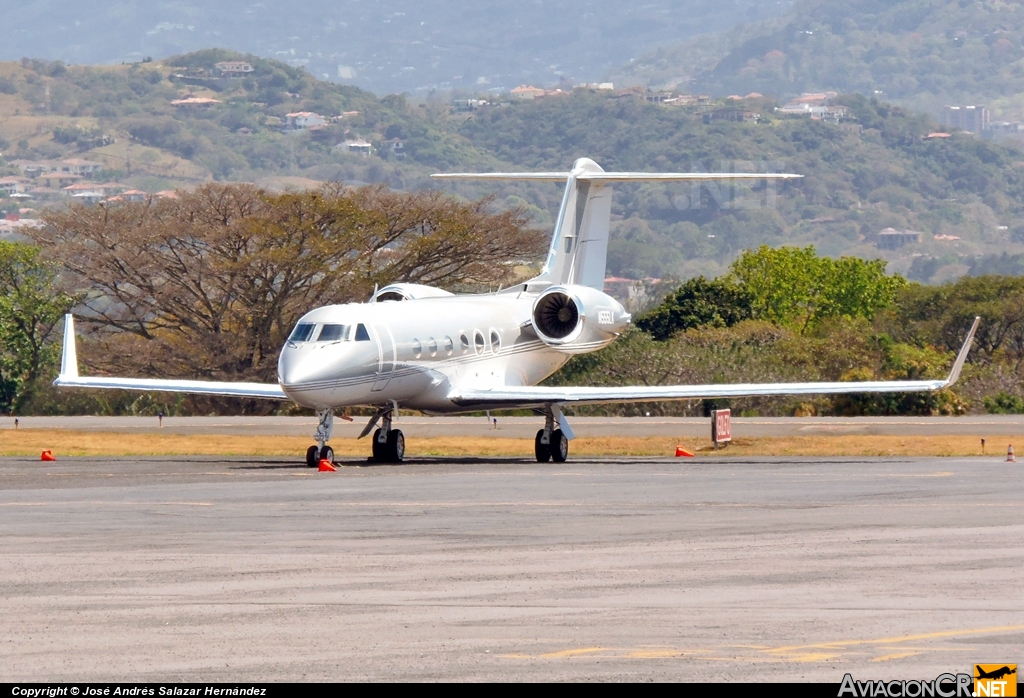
xmin=675 ymin=446 xmax=694 ymax=457
xmin=40 ymin=450 xmax=55 ymax=461
xmin=318 ymin=458 xmax=337 ymax=472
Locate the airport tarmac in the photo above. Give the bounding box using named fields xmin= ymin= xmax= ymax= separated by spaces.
xmin=5 ymin=413 xmax=1024 ymax=438
xmin=1 ymin=454 xmax=1022 ymax=682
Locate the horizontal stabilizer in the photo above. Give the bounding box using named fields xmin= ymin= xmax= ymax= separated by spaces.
xmin=431 ymin=172 xmax=802 ymax=181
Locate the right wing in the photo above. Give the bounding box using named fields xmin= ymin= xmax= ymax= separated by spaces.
xmin=52 ymin=315 xmax=288 ymax=401
xmin=450 ymin=318 xmax=980 ymax=410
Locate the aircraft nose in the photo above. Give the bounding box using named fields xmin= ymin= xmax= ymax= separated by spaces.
xmin=278 ymin=345 xmax=317 ymax=386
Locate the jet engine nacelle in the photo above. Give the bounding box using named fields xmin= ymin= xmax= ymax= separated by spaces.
xmin=531 ymin=285 xmax=630 ymax=353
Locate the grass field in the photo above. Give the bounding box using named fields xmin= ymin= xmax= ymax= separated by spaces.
xmin=0 ymin=429 xmax=1018 ymax=458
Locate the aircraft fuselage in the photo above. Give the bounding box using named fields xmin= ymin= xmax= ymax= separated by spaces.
xmin=278 ymin=291 xmax=583 ymax=413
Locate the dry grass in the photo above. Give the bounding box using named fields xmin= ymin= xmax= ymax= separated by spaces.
xmin=0 ymin=429 xmax=1018 ymax=458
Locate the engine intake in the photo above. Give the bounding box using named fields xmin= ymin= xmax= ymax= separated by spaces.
xmin=531 ymin=285 xmax=630 ymax=352
xmin=534 ymin=291 xmax=579 ymax=340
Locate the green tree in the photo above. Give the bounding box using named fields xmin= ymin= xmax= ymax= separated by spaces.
xmin=0 ymin=242 xmax=77 ymax=413
xmin=729 ymin=245 xmax=905 ymax=331
xmin=636 ymin=276 xmax=753 ymax=341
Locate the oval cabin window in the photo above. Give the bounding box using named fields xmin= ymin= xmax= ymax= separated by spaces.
xmin=428 ymin=337 xmax=438 ymax=357
xmin=412 ymin=339 xmax=422 ymax=358
xmin=444 ymin=336 xmax=454 ymax=355
xmin=490 ymin=330 xmax=500 ymax=354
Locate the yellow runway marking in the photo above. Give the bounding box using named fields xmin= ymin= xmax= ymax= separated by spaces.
xmin=539 ymin=647 xmax=609 ymax=658
xmin=872 ymin=652 xmax=922 ymax=662
xmin=502 ymin=625 xmax=1024 ymax=663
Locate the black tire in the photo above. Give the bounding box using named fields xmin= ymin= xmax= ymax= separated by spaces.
xmin=535 ymin=429 xmax=551 ymax=462
xmin=319 ymin=445 xmax=334 ymax=463
xmin=550 ymin=429 xmax=569 ymax=462
xmin=387 ymin=429 xmax=405 ymax=462
xmin=371 ymin=428 xmax=384 ymax=461
xmin=305 ymin=445 xmax=320 ymax=467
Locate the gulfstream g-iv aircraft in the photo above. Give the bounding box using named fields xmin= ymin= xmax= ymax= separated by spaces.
xmin=54 ymin=158 xmax=980 ymax=465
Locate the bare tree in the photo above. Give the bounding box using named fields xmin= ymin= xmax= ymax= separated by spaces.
xmin=35 ymin=183 xmax=546 ymax=390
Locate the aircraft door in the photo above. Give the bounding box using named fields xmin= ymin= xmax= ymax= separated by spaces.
xmin=371 ymin=323 xmax=396 ymax=392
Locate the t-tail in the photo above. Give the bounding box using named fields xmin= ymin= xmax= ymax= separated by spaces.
xmin=433 ymin=158 xmax=802 ymax=289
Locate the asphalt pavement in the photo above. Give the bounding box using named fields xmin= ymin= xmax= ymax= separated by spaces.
xmin=1 ymin=454 xmax=1021 ymax=681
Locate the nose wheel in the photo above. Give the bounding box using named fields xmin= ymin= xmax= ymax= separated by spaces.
xmin=306 ymin=444 xmax=335 ymax=467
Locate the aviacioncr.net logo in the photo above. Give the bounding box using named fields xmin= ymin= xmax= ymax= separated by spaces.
xmin=838 ymin=673 xmax=973 ymax=698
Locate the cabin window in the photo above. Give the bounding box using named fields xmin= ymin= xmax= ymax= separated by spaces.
xmin=355 ymin=324 xmax=370 ymax=341
xmin=317 ymin=324 xmax=347 ymax=342
xmin=444 ymin=336 xmax=454 ymax=355
xmin=474 ymin=330 xmax=485 ymax=354
xmin=490 ymin=330 xmax=501 ymax=354
xmin=288 ymin=323 xmax=316 ymax=342
xmin=460 ymin=334 xmax=470 ymax=354
xmin=428 ymin=337 xmax=438 ymax=357
xmin=412 ymin=340 xmax=422 ymax=358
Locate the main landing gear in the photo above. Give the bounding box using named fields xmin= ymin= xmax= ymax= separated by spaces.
xmin=534 ymin=407 xmax=571 ymax=462
xmin=305 ymin=409 xmax=336 ymax=467
xmin=361 ymin=405 xmax=404 ymax=463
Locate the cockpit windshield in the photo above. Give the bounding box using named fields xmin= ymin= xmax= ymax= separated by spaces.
xmin=317 ymin=324 xmax=349 ymax=342
xmin=288 ymin=323 xmax=316 ymax=342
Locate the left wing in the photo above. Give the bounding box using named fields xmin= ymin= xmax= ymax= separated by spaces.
xmin=450 ymin=318 xmax=980 ymax=410
xmin=52 ymin=315 xmax=288 ymax=400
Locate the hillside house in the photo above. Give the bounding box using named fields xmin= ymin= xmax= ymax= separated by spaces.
xmin=336 ymin=139 xmax=373 ymax=156
xmin=703 ymin=109 xmax=759 ymax=124
xmin=11 ymin=160 xmax=58 ymax=177
xmin=38 ymin=172 xmax=82 ymax=189
xmin=0 ymin=176 xmax=29 ymax=194
xmin=284 ymin=112 xmax=327 ymax=130
xmin=60 ymin=158 xmax=103 ymax=176
xmin=383 ymin=138 xmax=406 ymax=160
xmin=215 ymin=62 xmax=254 ymax=76
xmin=511 ymin=85 xmax=545 ymax=100
xmin=876 ymin=228 xmax=922 ymax=250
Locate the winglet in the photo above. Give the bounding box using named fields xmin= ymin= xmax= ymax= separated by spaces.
xmin=58 ymin=314 xmax=78 ymax=380
xmin=943 ymin=316 xmax=980 ymax=388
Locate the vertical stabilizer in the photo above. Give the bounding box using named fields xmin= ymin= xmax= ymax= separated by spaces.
xmin=534 ymin=158 xmax=612 ymax=290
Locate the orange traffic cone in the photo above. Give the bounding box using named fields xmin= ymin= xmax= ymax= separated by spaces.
xmin=1008 ymin=445 xmax=1016 ymax=462
xmin=40 ymin=450 xmax=55 ymax=461
xmin=318 ymin=458 xmax=337 ymax=472
xmin=675 ymin=446 xmax=694 ymax=457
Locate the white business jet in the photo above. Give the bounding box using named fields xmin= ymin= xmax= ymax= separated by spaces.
xmin=54 ymin=158 xmax=980 ymax=465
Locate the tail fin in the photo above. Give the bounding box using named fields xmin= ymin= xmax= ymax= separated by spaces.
xmin=432 ymin=158 xmax=802 ymax=290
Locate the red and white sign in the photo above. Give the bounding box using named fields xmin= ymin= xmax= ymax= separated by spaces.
xmin=712 ymin=409 xmax=731 ymax=444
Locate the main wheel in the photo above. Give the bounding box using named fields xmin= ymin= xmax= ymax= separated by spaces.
xmin=550 ymin=429 xmax=569 ymax=462
xmin=371 ymin=428 xmax=385 ymax=461
xmin=387 ymin=429 xmax=405 ymax=462
xmin=319 ymin=445 xmax=334 ymax=463
xmin=305 ymin=445 xmax=320 ymax=467
xmin=534 ymin=429 xmax=551 ymax=462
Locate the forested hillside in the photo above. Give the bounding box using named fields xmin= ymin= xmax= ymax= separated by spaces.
xmin=612 ymin=0 xmax=1024 ymax=119
xmin=455 ymin=91 xmax=1024 ymax=282
xmin=0 ymin=51 xmax=497 ymax=191
xmin=6 ymin=52 xmax=1024 ymax=284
